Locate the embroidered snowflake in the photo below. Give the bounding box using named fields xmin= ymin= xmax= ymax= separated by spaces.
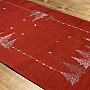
xmin=68 ymin=36 xmax=72 ymax=38
xmin=48 ymin=51 xmax=52 ymax=54
xmin=3 ymin=7 xmax=6 ymax=9
xmin=22 ymin=19 xmax=26 ymax=21
xmin=34 ymin=24 xmax=37 ymax=26
xmin=56 ymin=41 xmax=59 ymax=42
xmin=21 ymin=33 xmax=24 ymax=35
xmin=10 ymin=27 xmax=13 ymax=30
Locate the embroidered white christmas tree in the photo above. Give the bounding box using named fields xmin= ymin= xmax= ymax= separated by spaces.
xmin=60 ymin=71 xmax=79 ymax=85
xmin=60 ymin=61 xmax=86 ymax=76
xmin=0 ymin=32 xmax=17 ymax=49
xmin=1 ymin=38 xmax=17 ymax=49
xmin=75 ymin=49 xmax=90 ymax=60
xmin=29 ymin=10 xmax=52 ymax=22
xmin=72 ymin=57 xmax=90 ymax=69
xmin=0 ymin=32 xmax=15 ymax=45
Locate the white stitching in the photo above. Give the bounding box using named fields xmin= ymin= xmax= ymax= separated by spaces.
xmin=11 ymin=46 xmax=57 ymax=72
xmin=52 ymin=18 xmax=90 ymax=33
xmin=3 ymin=1 xmax=32 ymax=12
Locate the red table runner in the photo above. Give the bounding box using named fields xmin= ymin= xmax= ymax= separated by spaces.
xmin=0 ymin=0 xmax=90 ymax=90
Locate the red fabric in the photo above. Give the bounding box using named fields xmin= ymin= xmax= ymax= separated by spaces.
xmin=0 ymin=0 xmax=90 ymax=90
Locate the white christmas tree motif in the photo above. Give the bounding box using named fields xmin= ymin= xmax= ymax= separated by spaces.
xmin=83 ymin=44 xmax=90 ymax=49
xmin=29 ymin=10 xmax=52 ymax=22
xmin=72 ymin=57 xmax=90 ymax=69
xmin=0 ymin=32 xmax=15 ymax=45
xmin=75 ymin=49 xmax=90 ymax=60
xmin=60 ymin=61 xmax=86 ymax=76
xmin=0 ymin=32 xmax=17 ymax=49
xmin=83 ymin=38 xmax=90 ymax=41
xmin=0 ymin=32 xmax=3 ymax=36
xmin=1 ymin=38 xmax=17 ymax=49
xmin=60 ymin=71 xmax=79 ymax=85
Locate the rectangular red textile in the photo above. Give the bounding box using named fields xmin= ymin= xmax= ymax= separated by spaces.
xmin=0 ymin=0 xmax=90 ymax=90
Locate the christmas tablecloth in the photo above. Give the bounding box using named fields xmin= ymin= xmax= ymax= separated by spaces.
xmin=0 ymin=0 xmax=90 ymax=90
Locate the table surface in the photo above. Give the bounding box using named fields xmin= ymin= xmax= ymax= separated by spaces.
xmin=0 ymin=0 xmax=90 ymax=90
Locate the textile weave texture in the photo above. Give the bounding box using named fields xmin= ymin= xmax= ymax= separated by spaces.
xmin=0 ymin=0 xmax=90 ymax=90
